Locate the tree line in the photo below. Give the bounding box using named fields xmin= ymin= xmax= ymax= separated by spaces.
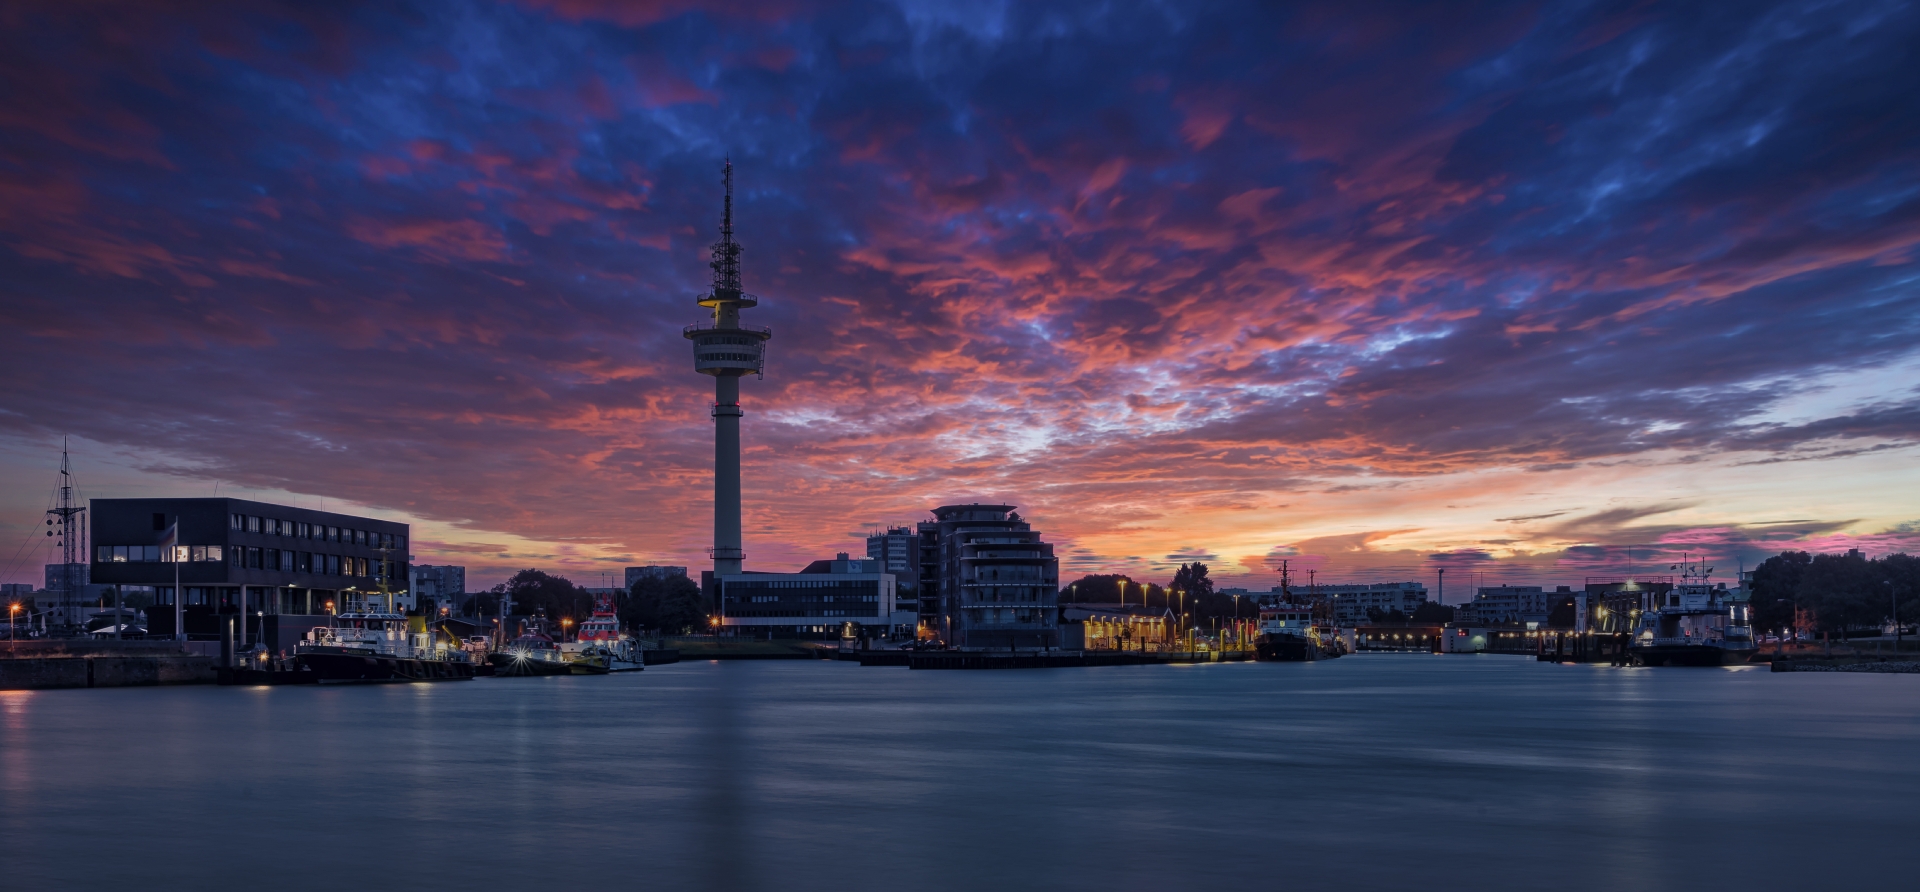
xmin=458 ymin=568 xmax=711 ymax=635
xmin=1749 ymin=550 xmax=1920 ymax=636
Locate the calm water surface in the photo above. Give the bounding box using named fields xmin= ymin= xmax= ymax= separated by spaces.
xmin=2 ymin=655 xmax=1915 ymax=891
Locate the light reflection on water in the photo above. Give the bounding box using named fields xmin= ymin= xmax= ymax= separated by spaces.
xmin=1 ymin=656 xmax=1914 ymax=891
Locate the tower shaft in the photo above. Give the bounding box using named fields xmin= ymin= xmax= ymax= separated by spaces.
xmin=712 ymin=375 xmax=743 ymax=575
xmin=686 ymin=160 xmax=770 ymax=582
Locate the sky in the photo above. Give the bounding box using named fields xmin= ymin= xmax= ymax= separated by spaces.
xmin=2 ymin=0 xmax=1918 ymax=594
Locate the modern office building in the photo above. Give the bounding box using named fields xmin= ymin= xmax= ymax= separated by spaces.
xmin=1316 ymin=582 xmax=1430 ymax=625
xmin=625 ymin=565 xmax=688 ymax=589
xmin=715 ymin=553 xmax=911 ymax=639
xmin=920 ymin=504 xmax=1060 ymax=650
xmin=89 ymin=497 xmax=409 ymax=650
xmin=409 ymin=564 xmax=465 ymax=613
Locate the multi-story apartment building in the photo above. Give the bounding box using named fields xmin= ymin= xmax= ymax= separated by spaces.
xmin=919 ymin=504 xmax=1060 ymax=650
xmin=89 ymin=497 xmax=409 ymax=650
xmin=866 ymin=526 xmax=921 ymax=629
xmin=1455 ymin=585 xmax=1569 ymax=626
xmin=409 ymin=564 xmax=466 ymax=613
xmin=1316 ymin=582 xmax=1430 ymax=625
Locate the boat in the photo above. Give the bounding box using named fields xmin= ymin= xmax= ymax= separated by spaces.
xmin=488 ymin=626 xmax=573 ymax=676
xmin=1252 ymin=561 xmax=1344 ymax=662
xmin=559 ymin=592 xmax=645 ymax=672
xmin=1628 ymin=558 xmax=1758 ymax=666
xmin=294 ymin=607 xmax=477 ymax=683
xmin=1254 ymin=602 xmax=1322 ymax=661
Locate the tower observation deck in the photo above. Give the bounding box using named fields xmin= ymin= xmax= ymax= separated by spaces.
xmin=685 ymin=160 xmax=771 ymax=577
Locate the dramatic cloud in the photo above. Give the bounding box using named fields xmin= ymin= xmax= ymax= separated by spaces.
xmin=2 ymin=0 xmax=1918 ymax=588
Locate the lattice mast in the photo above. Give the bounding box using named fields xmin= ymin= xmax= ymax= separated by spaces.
xmin=46 ymin=438 xmax=87 ymax=620
xmin=684 ymin=159 xmax=772 ymax=578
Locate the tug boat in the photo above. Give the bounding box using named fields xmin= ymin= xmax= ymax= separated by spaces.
xmin=1629 ymin=558 xmax=1757 ymax=666
xmin=295 ymin=608 xmax=476 ymax=683
xmin=560 ymin=592 xmax=645 ymax=672
xmin=489 ymin=625 xmax=573 ymax=677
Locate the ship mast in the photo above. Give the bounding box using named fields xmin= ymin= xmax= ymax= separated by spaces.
xmin=45 ymin=438 xmax=87 ymax=627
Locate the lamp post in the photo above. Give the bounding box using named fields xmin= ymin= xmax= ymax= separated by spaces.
xmin=1889 ymin=581 xmax=1901 ymax=652
xmin=8 ymin=603 xmax=18 ymax=651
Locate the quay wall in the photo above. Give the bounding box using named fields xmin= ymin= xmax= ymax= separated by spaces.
xmin=1 ymin=642 xmax=216 ymax=690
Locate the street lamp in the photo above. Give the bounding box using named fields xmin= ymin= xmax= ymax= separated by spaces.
xmin=8 ymin=603 xmax=19 ymax=650
xmin=1889 ymin=581 xmax=1901 ymax=652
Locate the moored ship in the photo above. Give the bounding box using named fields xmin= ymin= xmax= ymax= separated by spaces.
xmin=1628 ymin=558 xmax=1757 ymax=666
xmin=559 ymin=592 xmax=645 ymax=672
xmin=295 ymin=607 xmax=476 ymax=683
xmin=489 ymin=626 xmax=573 ymax=676
xmin=1252 ymin=561 xmax=1344 ymax=662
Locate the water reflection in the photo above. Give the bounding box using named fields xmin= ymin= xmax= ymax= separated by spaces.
xmin=1 ymin=656 xmax=1915 ymax=890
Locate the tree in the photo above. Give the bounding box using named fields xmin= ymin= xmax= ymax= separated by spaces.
xmin=623 ymin=574 xmax=707 ymax=635
xmin=1750 ymin=551 xmax=1811 ymax=634
xmin=491 ymin=569 xmax=593 ymax=626
xmin=1411 ymin=602 xmax=1455 ymax=624
xmin=1169 ymin=562 xmax=1215 ymax=599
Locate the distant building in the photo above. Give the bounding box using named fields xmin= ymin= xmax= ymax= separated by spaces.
xmin=716 ymin=553 xmax=910 ymax=639
xmin=626 ymin=565 xmax=688 ymax=590
xmin=920 ymin=504 xmax=1060 ymax=650
xmin=90 ymin=497 xmax=409 ymax=650
xmin=1455 ymin=585 xmax=1569 ymax=626
xmin=866 ymin=526 xmax=922 ymax=629
xmin=1313 ymin=582 xmax=1429 ymax=625
xmin=410 ymin=564 xmax=466 ymax=613
xmin=0 ymin=583 xmax=32 ymax=599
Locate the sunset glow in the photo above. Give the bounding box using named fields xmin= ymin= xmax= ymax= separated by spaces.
xmin=2 ymin=1 xmax=1917 ymax=590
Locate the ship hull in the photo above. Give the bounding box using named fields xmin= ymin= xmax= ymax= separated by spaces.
xmin=488 ymin=652 xmax=573 ymax=677
xmin=1254 ymin=635 xmax=1319 ymax=662
xmin=1631 ymin=644 xmax=1757 ymax=667
xmin=296 ymin=649 xmax=476 ymax=684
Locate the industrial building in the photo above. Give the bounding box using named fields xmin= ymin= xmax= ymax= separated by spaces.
xmin=89 ymin=497 xmax=409 ymax=651
xmin=716 ymin=553 xmax=913 ymax=638
xmin=919 ymin=504 xmax=1060 ymax=650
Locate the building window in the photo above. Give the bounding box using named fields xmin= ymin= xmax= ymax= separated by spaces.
xmin=247 ymin=547 xmax=262 ymax=569
xmin=325 ymin=555 xmax=339 ymax=575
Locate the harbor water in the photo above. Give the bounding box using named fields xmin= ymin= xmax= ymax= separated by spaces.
xmin=2 ymin=655 xmax=1915 ymax=890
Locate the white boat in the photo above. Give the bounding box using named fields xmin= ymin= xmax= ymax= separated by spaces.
xmin=558 ymin=592 xmax=645 ymax=672
xmin=1628 ymin=558 xmax=1757 ymax=666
